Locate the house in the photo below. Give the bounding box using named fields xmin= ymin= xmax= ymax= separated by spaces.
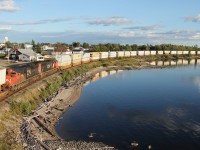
xmin=25 ymin=44 xmax=33 ymax=50
xmin=42 ymin=45 xmax=55 ymax=51
xmin=10 ymin=49 xmax=44 ymax=62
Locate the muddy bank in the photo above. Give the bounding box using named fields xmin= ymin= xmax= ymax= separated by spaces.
xmin=20 ymin=64 xmax=167 ymax=150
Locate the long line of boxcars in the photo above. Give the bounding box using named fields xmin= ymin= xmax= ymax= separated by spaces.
xmin=0 ymin=50 xmax=200 ymax=94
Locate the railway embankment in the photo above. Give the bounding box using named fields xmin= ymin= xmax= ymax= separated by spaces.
xmin=0 ymin=55 xmax=200 ymax=149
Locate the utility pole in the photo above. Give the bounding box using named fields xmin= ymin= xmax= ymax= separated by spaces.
xmin=4 ymin=37 xmax=9 ymax=63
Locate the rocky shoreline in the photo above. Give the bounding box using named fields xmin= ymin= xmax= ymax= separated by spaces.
xmin=20 ymin=64 xmax=168 ymax=150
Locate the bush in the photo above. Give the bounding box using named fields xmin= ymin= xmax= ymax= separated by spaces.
xmin=10 ymin=100 xmax=32 ymax=115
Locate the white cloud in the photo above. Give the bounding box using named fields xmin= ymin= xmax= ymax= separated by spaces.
xmin=123 ymin=25 xmax=162 ymax=31
xmin=184 ymin=14 xmax=200 ymax=23
xmin=189 ymin=33 xmax=200 ymax=40
xmin=0 ymin=17 xmax=72 ymax=25
xmin=0 ymin=26 xmax=12 ymax=34
xmin=87 ymin=16 xmax=132 ymax=26
xmin=0 ymin=0 xmax=20 ymax=12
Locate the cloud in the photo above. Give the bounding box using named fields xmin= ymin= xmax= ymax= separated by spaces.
xmin=4 ymin=28 xmax=200 ymax=46
xmin=123 ymin=25 xmax=162 ymax=31
xmin=0 ymin=0 xmax=20 ymax=12
xmin=189 ymin=33 xmax=200 ymax=40
xmin=0 ymin=27 xmax=12 ymax=34
xmin=86 ymin=16 xmax=132 ymax=26
xmin=0 ymin=17 xmax=73 ymax=25
xmin=184 ymin=14 xmax=200 ymax=23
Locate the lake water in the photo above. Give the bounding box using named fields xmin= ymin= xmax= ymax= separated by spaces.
xmin=55 ymin=60 xmax=200 ymax=150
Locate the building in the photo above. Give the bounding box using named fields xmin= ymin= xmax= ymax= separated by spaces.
xmin=10 ymin=49 xmax=44 ymax=62
xmin=42 ymin=45 xmax=55 ymax=51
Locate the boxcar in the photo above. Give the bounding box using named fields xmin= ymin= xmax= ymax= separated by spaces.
xmin=109 ymin=51 xmax=117 ymax=58
xmin=157 ymin=51 xmax=164 ymax=55
xmin=138 ymin=51 xmax=145 ymax=56
xmin=164 ymin=51 xmax=170 ymax=55
xmin=0 ymin=68 xmax=6 ymax=91
xmin=72 ymin=54 xmax=82 ymax=66
xmin=124 ymin=51 xmax=131 ymax=57
xmin=117 ymin=51 xmax=125 ymax=57
xmin=190 ymin=51 xmax=196 ymax=55
xmin=171 ymin=51 xmax=177 ymax=55
xmin=183 ymin=51 xmax=189 ymax=55
xmin=90 ymin=52 xmax=100 ymax=61
xmin=150 ymin=51 xmax=156 ymax=55
xmin=130 ymin=51 xmax=137 ymax=56
xmin=144 ymin=51 xmax=150 ymax=56
xmin=100 ymin=52 xmax=109 ymax=60
xmin=82 ymin=53 xmax=90 ymax=64
xmin=177 ymin=51 xmax=183 ymax=55
xmin=55 ymin=54 xmax=72 ymax=69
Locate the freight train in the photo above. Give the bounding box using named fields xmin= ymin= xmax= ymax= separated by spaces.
xmin=0 ymin=50 xmax=199 ymax=96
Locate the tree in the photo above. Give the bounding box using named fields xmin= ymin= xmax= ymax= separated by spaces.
xmin=21 ymin=43 xmax=25 ymax=49
xmin=72 ymin=42 xmax=80 ymax=48
xmin=36 ymin=42 xmax=41 ymax=53
xmin=82 ymin=42 xmax=89 ymax=49
xmin=5 ymin=41 xmax=13 ymax=48
xmin=31 ymin=39 xmax=35 ymax=50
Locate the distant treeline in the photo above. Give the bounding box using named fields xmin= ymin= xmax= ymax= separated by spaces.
xmin=92 ymin=44 xmax=200 ymax=52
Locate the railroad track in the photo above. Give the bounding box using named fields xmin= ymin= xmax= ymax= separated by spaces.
xmin=0 ymin=68 xmax=59 ymax=101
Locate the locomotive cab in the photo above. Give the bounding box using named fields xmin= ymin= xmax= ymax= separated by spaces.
xmin=5 ymin=69 xmax=25 ymax=86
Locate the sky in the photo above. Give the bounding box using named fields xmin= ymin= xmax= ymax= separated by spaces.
xmin=0 ymin=0 xmax=200 ymax=46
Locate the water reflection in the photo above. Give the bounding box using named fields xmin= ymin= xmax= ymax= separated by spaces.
xmin=192 ymin=76 xmax=200 ymax=92
xmin=149 ymin=59 xmax=200 ymax=66
xmin=56 ymin=60 xmax=200 ymax=150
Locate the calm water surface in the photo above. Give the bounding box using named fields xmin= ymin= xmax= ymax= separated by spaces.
xmin=56 ymin=63 xmax=200 ymax=150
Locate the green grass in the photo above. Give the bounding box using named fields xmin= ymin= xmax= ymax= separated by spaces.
xmin=0 ymin=54 xmax=5 ymax=58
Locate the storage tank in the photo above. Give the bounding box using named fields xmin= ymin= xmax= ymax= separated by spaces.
xmin=90 ymin=52 xmax=100 ymax=61
xmin=144 ymin=51 xmax=150 ymax=56
xmin=0 ymin=68 xmax=6 ymax=91
xmin=150 ymin=51 xmax=156 ymax=55
xmin=117 ymin=51 xmax=125 ymax=57
xmin=55 ymin=54 xmax=72 ymax=69
xmin=72 ymin=54 xmax=82 ymax=66
xmin=100 ymin=52 xmax=109 ymax=60
xmin=124 ymin=51 xmax=131 ymax=57
xmin=130 ymin=51 xmax=137 ymax=56
xmin=82 ymin=53 xmax=90 ymax=64
xmin=109 ymin=51 xmax=117 ymax=58
xmin=138 ymin=51 xmax=144 ymax=56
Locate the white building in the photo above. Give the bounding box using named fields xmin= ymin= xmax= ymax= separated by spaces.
xmin=18 ymin=49 xmax=44 ymax=62
xmin=25 ymin=44 xmax=33 ymax=50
